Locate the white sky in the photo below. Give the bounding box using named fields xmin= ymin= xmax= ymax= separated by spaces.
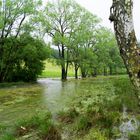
xmin=44 ymin=0 xmax=140 ymax=40
xmin=75 ymin=0 xmax=140 ymax=40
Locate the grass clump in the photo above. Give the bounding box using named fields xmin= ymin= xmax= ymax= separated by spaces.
xmin=128 ymin=126 xmax=140 ymax=140
xmin=74 ymin=115 xmax=92 ymax=132
xmin=80 ymin=128 xmax=108 ymax=140
xmin=58 ymin=108 xmax=78 ymax=123
xmin=0 ymin=111 xmax=61 ymax=140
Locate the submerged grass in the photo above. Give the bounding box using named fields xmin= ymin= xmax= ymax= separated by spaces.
xmin=0 ymin=75 xmax=140 ymax=140
xmin=0 ymin=82 xmax=61 ymax=140
xmin=0 ymin=111 xmax=61 ymax=140
xmin=0 ymin=83 xmax=46 ymax=126
xmin=57 ymin=75 xmax=140 ymax=139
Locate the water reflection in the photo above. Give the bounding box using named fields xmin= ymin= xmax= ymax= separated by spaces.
xmin=38 ymin=78 xmax=107 ymax=118
xmin=38 ymin=78 xmax=78 ymax=119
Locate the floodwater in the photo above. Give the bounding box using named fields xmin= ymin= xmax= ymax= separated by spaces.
xmin=0 ymin=78 xmax=103 ymax=125
xmin=0 ymin=78 xmax=101 ymax=140
xmin=37 ymin=78 xmax=100 ymax=118
xmin=0 ymin=77 xmax=139 ymax=139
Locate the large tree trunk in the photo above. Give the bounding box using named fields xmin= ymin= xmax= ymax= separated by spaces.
xmin=109 ymin=0 xmax=140 ymax=97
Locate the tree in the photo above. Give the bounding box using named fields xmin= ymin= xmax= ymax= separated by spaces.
xmin=94 ymin=27 xmax=124 ymax=75
xmin=109 ymin=0 xmax=140 ymax=98
xmin=0 ymin=35 xmax=49 ymax=82
xmin=42 ymin=0 xmax=99 ymax=80
xmin=69 ymin=14 xmax=99 ymax=78
xmin=67 ymin=9 xmax=100 ymax=79
xmin=0 ymin=0 xmax=49 ymax=82
xmin=41 ymin=0 xmax=77 ymax=80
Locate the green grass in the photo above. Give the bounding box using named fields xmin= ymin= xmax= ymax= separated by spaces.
xmin=57 ymin=76 xmax=140 ymax=139
xmin=1 ymin=75 xmax=140 ymax=139
xmin=0 ymin=83 xmax=47 ymax=126
xmin=0 ymin=111 xmax=61 ymax=140
xmin=40 ymin=60 xmax=126 ymax=78
xmin=40 ymin=60 xmax=79 ymax=78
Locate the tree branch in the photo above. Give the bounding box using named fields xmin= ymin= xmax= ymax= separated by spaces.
xmin=15 ymin=13 xmax=26 ymax=38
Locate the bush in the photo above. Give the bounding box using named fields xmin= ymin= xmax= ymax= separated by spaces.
xmin=0 ymin=35 xmax=50 ymax=82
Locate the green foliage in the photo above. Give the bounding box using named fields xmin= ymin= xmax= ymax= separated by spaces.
xmin=128 ymin=126 xmax=140 ymax=140
xmin=69 ymin=26 xmax=125 ymax=78
xmin=0 ymin=35 xmax=50 ymax=82
xmin=41 ymin=0 xmax=100 ymax=79
xmin=0 ymin=0 xmax=51 ymax=82
xmin=0 ymin=0 xmax=42 ymax=37
xmin=129 ymin=133 xmax=140 ymax=140
xmin=0 ymin=133 xmax=15 ymax=140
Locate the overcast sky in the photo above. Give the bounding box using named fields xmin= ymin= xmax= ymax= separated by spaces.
xmin=44 ymin=0 xmax=140 ymax=40
xmin=75 ymin=0 xmax=140 ymax=40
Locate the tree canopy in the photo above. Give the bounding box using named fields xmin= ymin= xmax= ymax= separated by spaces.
xmin=0 ymin=0 xmax=50 ymax=82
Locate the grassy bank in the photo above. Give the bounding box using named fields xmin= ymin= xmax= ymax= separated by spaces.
xmin=0 ymin=83 xmax=46 ymax=126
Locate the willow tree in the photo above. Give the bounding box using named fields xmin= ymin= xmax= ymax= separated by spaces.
xmin=109 ymin=0 xmax=140 ymax=97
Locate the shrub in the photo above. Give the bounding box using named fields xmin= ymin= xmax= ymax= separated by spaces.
xmin=0 ymin=35 xmax=50 ymax=82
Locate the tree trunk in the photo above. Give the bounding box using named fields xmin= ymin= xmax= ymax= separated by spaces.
xmin=74 ymin=63 xmax=79 ymax=79
xmin=109 ymin=0 xmax=140 ymax=97
xmin=91 ymin=67 xmax=97 ymax=77
xmin=103 ymin=67 xmax=107 ymax=76
xmin=75 ymin=67 xmax=78 ymax=79
xmin=81 ymin=71 xmax=86 ymax=78
xmin=109 ymin=66 xmax=113 ymax=75
xmin=61 ymin=67 xmax=66 ymax=80
xmin=61 ymin=44 xmax=67 ymax=80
